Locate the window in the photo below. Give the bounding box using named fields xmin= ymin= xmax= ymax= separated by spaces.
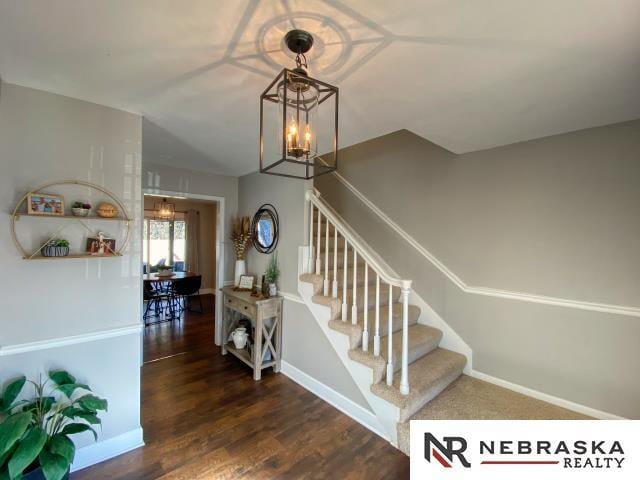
xmin=143 ymin=218 xmax=186 ymax=272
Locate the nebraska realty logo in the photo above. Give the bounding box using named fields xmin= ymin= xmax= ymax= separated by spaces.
xmin=410 ymin=420 xmax=640 ymax=479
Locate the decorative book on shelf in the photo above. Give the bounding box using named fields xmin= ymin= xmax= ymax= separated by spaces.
xmin=10 ymin=180 xmax=132 ymax=260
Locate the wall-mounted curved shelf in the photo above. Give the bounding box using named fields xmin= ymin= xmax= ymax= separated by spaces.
xmin=11 ymin=180 xmax=132 ymax=260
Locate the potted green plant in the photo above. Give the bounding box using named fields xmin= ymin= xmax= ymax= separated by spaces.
xmin=0 ymin=371 xmax=108 ymax=480
xmin=41 ymin=240 xmax=70 ymax=257
xmin=264 ymin=253 xmax=280 ymax=297
xmin=71 ymin=202 xmax=91 ymax=217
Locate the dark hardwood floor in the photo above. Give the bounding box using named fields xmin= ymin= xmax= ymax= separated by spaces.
xmin=143 ymin=294 xmax=217 ymax=363
xmin=73 ymin=294 xmax=409 ymax=479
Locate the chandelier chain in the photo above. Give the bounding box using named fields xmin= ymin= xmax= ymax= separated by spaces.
xmin=295 ymin=51 xmax=308 ymax=70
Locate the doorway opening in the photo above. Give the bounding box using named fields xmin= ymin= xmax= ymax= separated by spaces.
xmin=141 ymin=192 xmax=224 ymax=363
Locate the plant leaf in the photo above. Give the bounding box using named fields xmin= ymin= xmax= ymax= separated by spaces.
xmin=38 ymin=449 xmax=69 ymax=480
xmin=48 ymin=371 xmax=75 ymax=386
xmin=75 ymin=395 xmax=107 ymax=413
xmin=74 ymin=412 xmax=101 ymax=425
xmin=0 ymin=413 xmax=31 ymax=456
xmin=7 ymin=427 xmax=47 ymax=479
xmin=60 ymin=424 xmax=96 ymax=441
xmin=21 ymin=398 xmax=55 ymax=416
xmin=1 ymin=378 xmax=26 ymax=413
xmin=56 ymin=384 xmax=89 ymax=399
xmin=60 ymin=407 xmax=81 ymax=419
xmin=0 ymin=466 xmax=10 ymax=480
xmin=48 ymin=435 xmax=75 ymax=465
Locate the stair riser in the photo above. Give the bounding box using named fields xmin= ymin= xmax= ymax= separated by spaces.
xmin=313 ymin=269 xmax=376 ymax=290
xmin=341 ymin=289 xmax=398 ymax=312
xmin=372 ymin=338 xmax=441 ymax=384
xmin=354 ymin=307 xmax=420 ymax=340
xmin=399 ymin=366 xmax=464 ymax=422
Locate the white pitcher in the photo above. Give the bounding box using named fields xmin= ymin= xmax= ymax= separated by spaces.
xmin=231 ymin=328 xmax=248 ymax=349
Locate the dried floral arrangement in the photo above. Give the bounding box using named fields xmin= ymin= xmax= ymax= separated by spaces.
xmin=231 ymin=216 xmax=252 ymax=260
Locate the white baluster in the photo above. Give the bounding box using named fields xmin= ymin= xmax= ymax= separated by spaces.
xmin=308 ymin=202 xmax=314 ymax=273
xmin=400 ymin=284 xmax=411 ymax=395
xmin=374 ymin=274 xmax=381 ymax=356
xmin=323 ymin=218 xmax=330 ymax=296
xmin=362 ymin=263 xmax=369 ymax=351
xmin=351 ymin=250 xmax=358 ymax=325
xmin=332 ymin=226 xmax=338 ymax=297
xmin=315 ymin=210 xmax=321 ymax=275
xmin=386 ymin=284 xmax=394 ymax=386
xmin=341 ymin=238 xmax=348 ymax=322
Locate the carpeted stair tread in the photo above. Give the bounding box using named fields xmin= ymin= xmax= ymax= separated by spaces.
xmin=370 ymin=348 xmax=466 ymax=422
xmin=348 ymin=324 xmax=443 ymax=383
xmin=327 ymin=303 xmax=421 ymax=348
xmin=299 ymin=273 xmax=324 ymax=292
xmin=395 ymin=375 xmax=591 ymax=454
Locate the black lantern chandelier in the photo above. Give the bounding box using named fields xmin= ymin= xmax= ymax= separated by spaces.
xmin=260 ymin=30 xmax=339 ymax=179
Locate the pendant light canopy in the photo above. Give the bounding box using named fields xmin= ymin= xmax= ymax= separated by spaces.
xmin=260 ymin=30 xmax=339 ymax=179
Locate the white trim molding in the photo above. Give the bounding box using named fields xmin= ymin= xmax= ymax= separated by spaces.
xmin=280 ymin=291 xmax=305 ymax=304
xmin=0 ymin=324 xmax=142 ymax=356
xmin=328 ymin=171 xmax=640 ymax=318
xmin=281 ymin=361 xmax=389 ymax=441
xmin=71 ymin=427 xmax=144 ymax=472
xmin=470 ymin=370 xmax=626 ymax=420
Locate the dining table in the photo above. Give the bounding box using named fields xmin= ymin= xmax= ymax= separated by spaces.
xmin=143 ymin=271 xmax=198 ymax=284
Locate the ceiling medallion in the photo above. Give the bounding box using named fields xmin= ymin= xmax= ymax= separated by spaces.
xmin=259 ymin=29 xmax=339 ymax=180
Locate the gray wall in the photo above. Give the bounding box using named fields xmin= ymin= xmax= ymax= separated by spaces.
xmin=238 ymin=172 xmax=368 ymax=409
xmin=316 ymin=122 xmax=640 ymax=418
xmin=0 ymin=83 xmax=142 ymax=449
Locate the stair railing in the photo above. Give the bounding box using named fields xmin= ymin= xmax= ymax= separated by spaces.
xmin=305 ymin=189 xmax=412 ymax=395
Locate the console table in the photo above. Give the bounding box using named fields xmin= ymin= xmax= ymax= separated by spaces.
xmin=220 ymin=286 xmax=283 ymax=380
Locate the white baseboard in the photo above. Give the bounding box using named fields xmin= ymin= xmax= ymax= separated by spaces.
xmin=470 ymin=370 xmax=626 ymax=420
xmin=71 ymin=427 xmax=144 ymax=472
xmin=281 ymin=361 xmax=389 ymax=441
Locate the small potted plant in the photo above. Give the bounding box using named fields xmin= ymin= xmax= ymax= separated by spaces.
xmin=264 ymin=253 xmax=280 ymax=297
xmin=71 ymin=202 xmax=91 ymax=217
xmin=0 ymin=370 xmax=108 ymax=480
xmin=41 ymin=239 xmax=70 ymax=257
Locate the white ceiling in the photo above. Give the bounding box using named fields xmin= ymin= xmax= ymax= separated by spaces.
xmin=1 ymin=0 xmax=639 ymax=176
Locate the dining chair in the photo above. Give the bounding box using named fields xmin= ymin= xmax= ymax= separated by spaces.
xmin=171 ymin=275 xmax=203 ymax=314
xmin=143 ymin=281 xmax=177 ymax=325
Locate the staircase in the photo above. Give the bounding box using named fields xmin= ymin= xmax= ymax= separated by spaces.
xmin=297 ymin=189 xmax=468 ymax=454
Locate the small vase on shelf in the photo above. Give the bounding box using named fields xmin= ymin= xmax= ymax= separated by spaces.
xmin=234 ymin=259 xmax=246 ymax=286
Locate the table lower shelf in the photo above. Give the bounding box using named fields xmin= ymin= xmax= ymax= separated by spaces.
xmin=225 ymin=343 xmax=277 ymax=370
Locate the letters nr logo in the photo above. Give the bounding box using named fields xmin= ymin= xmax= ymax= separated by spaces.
xmin=424 ymin=433 xmax=471 ymax=468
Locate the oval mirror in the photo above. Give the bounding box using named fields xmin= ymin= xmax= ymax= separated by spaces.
xmin=251 ymin=204 xmax=279 ymax=254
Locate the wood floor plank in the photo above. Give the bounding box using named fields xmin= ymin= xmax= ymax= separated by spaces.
xmin=72 ymin=295 xmax=408 ymax=479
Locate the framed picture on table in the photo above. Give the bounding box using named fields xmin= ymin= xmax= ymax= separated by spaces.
xmin=237 ymin=275 xmax=255 ymax=291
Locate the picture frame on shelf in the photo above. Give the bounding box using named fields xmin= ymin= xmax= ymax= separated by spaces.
xmin=86 ymin=233 xmax=116 ymax=256
xmin=237 ymin=275 xmax=255 ymax=291
xmin=27 ymin=193 xmax=64 ymax=216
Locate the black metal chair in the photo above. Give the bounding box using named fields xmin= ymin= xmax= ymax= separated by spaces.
xmin=171 ymin=275 xmax=203 ymax=314
xmin=143 ymin=281 xmax=176 ymax=324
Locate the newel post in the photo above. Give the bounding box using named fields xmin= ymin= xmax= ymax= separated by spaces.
xmin=304 ymin=188 xmax=315 ymax=273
